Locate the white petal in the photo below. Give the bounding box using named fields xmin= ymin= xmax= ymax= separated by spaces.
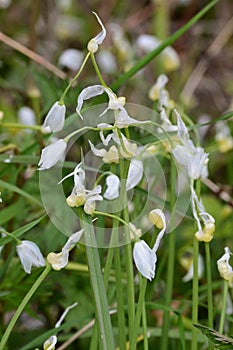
xmin=76 ymin=85 xmax=105 ymax=119
xmin=126 ymin=159 xmax=143 ymax=191
xmin=115 ymin=107 xmax=141 ymax=129
xmin=18 ymin=106 xmax=36 ymax=126
xmin=38 ymin=139 xmax=67 ymax=170
xmin=84 ymin=193 xmax=103 ymax=215
xmin=152 ymin=209 xmax=166 ymax=253
xmin=88 ymin=140 xmax=106 ymax=157
xmin=16 ymin=240 xmax=45 ymax=274
xmin=87 ymin=12 xmax=106 ymax=53
xmin=62 ymin=229 xmax=84 ymax=253
xmin=43 ymin=101 xmax=66 ymax=133
xmin=47 ymin=251 xmax=69 ymax=270
xmin=43 ymin=335 xmax=57 ymax=350
xmin=133 ymin=240 xmax=157 ymax=281
xmin=58 ymin=48 xmax=84 ymax=71
xmin=104 ymin=174 xmax=120 ymax=200
xmin=136 ymin=34 xmax=160 ymax=52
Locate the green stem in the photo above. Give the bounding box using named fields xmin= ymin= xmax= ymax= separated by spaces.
xmin=219 ymin=280 xmax=228 ymax=334
xmin=60 ymin=52 xmax=91 ymax=102
xmin=0 ymin=265 xmax=51 ymax=350
xmin=4 ymin=231 xmax=21 ymax=244
xmin=118 ymin=157 xmax=135 ymax=345
xmin=191 ymin=237 xmax=199 ymax=350
xmin=0 ymin=122 xmax=42 ymax=131
xmin=91 ymin=53 xmax=108 ymax=88
xmin=205 ymin=242 xmax=213 ymax=328
xmin=111 ymin=0 xmax=218 ymax=91
xmin=160 ymin=159 xmax=176 ymax=350
xmin=81 ymin=212 xmax=115 ymax=350
xmin=114 ymin=239 xmax=127 ymax=349
xmin=131 ymin=228 xmax=158 ymax=350
xmin=141 ymin=279 xmax=149 ymax=350
xmin=93 ymin=211 xmax=130 ymax=228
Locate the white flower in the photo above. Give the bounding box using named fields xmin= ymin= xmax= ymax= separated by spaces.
xmin=172 ymin=111 xmax=209 ymax=180
xmin=133 ymin=209 xmax=166 ymax=281
xmin=159 ymin=108 xmax=178 ymax=133
xmin=148 ymin=74 xmax=169 ymax=102
xmin=89 ymin=141 xmax=119 ymax=164
xmin=133 ymin=240 xmax=157 ymax=281
xmin=58 ymin=48 xmax=84 ymax=71
xmin=60 ymin=163 xmax=103 ymax=215
xmin=43 ymin=335 xmax=57 ymax=350
xmin=190 ymin=186 xmax=215 ymax=242
xmin=38 ymin=139 xmax=67 ymax=170
xmin=16 ymin=240 xmax=45 ymax=274
xmin=136 ymin=34 xmax=180 ymax=72
xmin=126 ymin=159 xmax=143 ymax=191
xmin=96 ymin=50 xmax=117 ymax=74
xmin=104 ymin=174 xmax=120 ymax=200
xmin=217 ymin=247 xmax=233 ymax=286
xmin=17 ymin=106 xmax=36 ymax=126
xmin=47 ymin=229 xmax=83 ymax=270
xmin=76 ymin=84 xmax=145 ymax=128
xmin=87 ymin=12 xmax=106 ymax=53
xmin=43 ymin=302 xmax=77 ymax=350
xmin=103 ymin=160 xmax=143 ymax=200
xmin=215 ymin=121 xmax=233 ymax=153
xmin=43 ymin=102 xmax=66 ymax=133
xmin=182 ymin=253 xmax=204 ymax=282
xmin=150 ymin=209 xmax=166 ymax=253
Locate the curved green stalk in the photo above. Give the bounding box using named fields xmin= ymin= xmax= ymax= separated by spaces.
xmin=0 ymin=265 xmax=51 ymax=350
xmin=81 ymin=212 xmax=115 ymax=350
xmin=219 ymin=280 xmax=228 ymax=334
xmin=160 ymin=159 xmax=176 ymax=350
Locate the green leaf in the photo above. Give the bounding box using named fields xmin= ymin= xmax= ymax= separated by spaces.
xmin=0 ymin=179 xmax=42 ymax=207
xmin=111 ymin=0 xmax=219 ymax=90
xmin=194 ymin=324 xmax=233 ymax=349
xmin=0 ymin=214 xmax=46 ymax=246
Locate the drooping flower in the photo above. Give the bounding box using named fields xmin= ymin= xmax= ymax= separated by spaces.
xmin=43 ymin=335 xmax=57 ymax=350
xmin=58 ymin=48 xmax=84 ymax=71
xmin=136 ymin=34 xmax=180 ymax=72
xmin=215 ymin=120 xmax=233 ymax=153
xmin=43 ymin=102 xmax=66 ymax=133
xmin=180 ymin=249 xmax=204 ymax=282
xmin=103 ymin=160 xmax=143 ymax=200
xmin=47 ymin=229 xmax=83 ymax=270
xmin=87 ymin=12 xmax=106 ymax=53
xmin=43 ymin=302 xmax=77 ymax=350
xmin=133 ymin=240 xmax=157 ymax=281
xmin=17 ymin=106 xmax=36 ymax=127
xmin=172 ymin=111 xmax=209 ymax=180
xmin=133 ymin=209 xmax=166 ymax=281
xmin=104 ymin=174 xmax=120 ymax=200
xmin=38 ymin=139 xmax=67 ymax=170
xmin=190 ymin=186 xmax=215 ymax=242
xmin=217 ymin=247 xmax=233 ymax=287
xmin=76 ymin=84 xmax=146 ymax=128
xmin=16 ymin=240 xmax=45 ymax=274
xmin=60 ymin=163 xmax=103 ymax=215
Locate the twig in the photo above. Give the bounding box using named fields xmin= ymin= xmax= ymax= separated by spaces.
xmin=181 ymin=16 xmax=233 ymax=104
xmin=57 ymin=309 xmax=117 ymax=350
xmin=0 ymin=31 xmax=67 ymax=80
xmin=202 ymin=177 xmax=233 ymax=207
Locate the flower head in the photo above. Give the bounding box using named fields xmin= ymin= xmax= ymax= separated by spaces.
xmin=87 ymin=12 xmax=106 ymax=53
xmin=43 ymin=101 xmax=66 ymax=133
xmin=217 ymin=247 xmax=233 ymax=286
xmin=133 ymin=240 xmax=157 ymax=281
xmin=58 ymin=48 xmax=84 ymax=71
xmin=190 ymin=186 xmax=215 ymax=242
xmin=60 ymin=163 xmax=103 ymax=215
xmin=16 ymin=240 xmax=45 ymax=274
xmin=47 ymin=229 xmax=83 ymax=270
xmin=38 ymin=139 xmax=67 ymax=170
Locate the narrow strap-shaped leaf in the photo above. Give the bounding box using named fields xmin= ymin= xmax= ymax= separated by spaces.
xmin=111 ymin=0 xmax=218 ymax=91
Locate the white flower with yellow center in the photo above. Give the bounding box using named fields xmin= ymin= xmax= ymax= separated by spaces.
xmin=217 ymin=247 xmax=233 ymax=287
xmin=87 ymin=12 xmax=106 ymax=53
